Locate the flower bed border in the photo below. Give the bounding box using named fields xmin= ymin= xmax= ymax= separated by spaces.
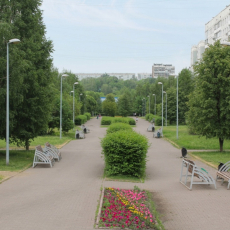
xmin=95 ymin=187 xmax=163 ymax=230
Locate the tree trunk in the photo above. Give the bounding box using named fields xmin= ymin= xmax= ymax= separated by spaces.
xmin=25 ymin=139 xmax=30 ymax=151
xmin=219 ymin=138 xmax=224 ymax=152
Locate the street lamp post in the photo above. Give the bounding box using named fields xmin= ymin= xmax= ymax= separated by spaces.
xmin=163 ymin=91 xmax=167 ymax=126
xmin=176 ymin=75 xmax=178 ymax=139
xmin=158 ymin=82 xmax=163 ymax=136
xmin=6 ymin=38 xmax=20 ymax=165
xmin=153 ymin=94 xmax=156 ymax=115
xmin=60 ymin=74 xmax=68 ymax=139
xmin=147 ymin=95 xmax=150 ymax=114
xmin=73 ymin=82 xmax=78 ymax=130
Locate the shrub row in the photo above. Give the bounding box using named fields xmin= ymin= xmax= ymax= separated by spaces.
xmin=145 ymin=113 xmax=166 ymax=126
xmin=101 ymin=124 xmax=149 ymax=178
xmin=75 ymin=113 xmax=91 ymax=125
xmin=106 ymin=123 xmax=133 ymax=134
xmin=101 ymin=117 xmax=136 ymax=126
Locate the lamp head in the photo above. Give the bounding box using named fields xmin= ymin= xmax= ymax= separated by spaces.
xmin=163 ymin=91 xmax=166 ymax=93
xmin=62 ymin=74 xmax=68 ymax=77
xmin=80 ymin=93 xmax=83 ymax=95
xmin=74 ymin=82 xmax=78 ymax=85
xmin=71 ymin=91 xmax=74 ymax=93
xmin=9 ymin=38 xmax=20 ymax=44
xmin=153 ymin=94 xmax=155 ymax=96
xmin=158 ymin=82 xmax=162 ymax=85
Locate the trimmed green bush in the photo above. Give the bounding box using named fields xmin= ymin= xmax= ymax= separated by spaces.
xmin=101 ymin=117 xmax=113 ymax=125
xmin=126 ymin=117 xmax=136 ymax=125
xmin=107 ymin=123 xmax=133 ymax=134
xmin=155 ymin=117 xmax=166 ymax=126
xmin=84 ymin=112 xmax=91 ymax=120
xmin=101 ymin=130 xmax=149 ymax=178
xmin=75 ymin=115 xmax=87 ymax=125
xmin=112 ymin=117 xmax=129 ymax=124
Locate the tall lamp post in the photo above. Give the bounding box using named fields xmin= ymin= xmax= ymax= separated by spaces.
xmin=158 ymin=82 xmax=163 ymax=136
xmin=73 ymin=82 xmax=78 ymax=129
xmin=147 ymin=95 xmax=150 ymax=114
xmin=60 ymin=74 xmax=68 ymax=139
xmin=153 ymin=94 xmax=156 ymax=115
xmin=6 ymin=38 xmax=21 ymax=165
xmin=143 ymin=98 xmax=146 ymax=116
xmin=163 ymin=91 xmax=167 ymax=126
xmin=176 ymin=75 xmax=178 ymax=139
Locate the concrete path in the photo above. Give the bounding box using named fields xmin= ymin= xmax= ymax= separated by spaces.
xmin=0 ymin=117 xmax=229 ymax=230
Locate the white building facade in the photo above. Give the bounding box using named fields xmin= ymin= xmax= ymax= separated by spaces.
xmin=152 ymin=64 xmax=175 ymax=78
xmin=205 ymin=5 xmax=230 ymax=47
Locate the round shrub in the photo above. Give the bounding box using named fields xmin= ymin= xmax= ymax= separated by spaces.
xmin=75 ymin=115 xmax=87 ymax=125
xmin=106 ymin=123 xmax=133 ymax=134
xmin=112 ymin=117 xmax=129 ymax=124
xmin=101 ymin=130 xmax=149 ymax=178
xmin=101 ymin=117 xmax=113 ymax=125
xmin=126 ymin=117 xmax=136 ymax=125
xmin=155 ymin=117 xmax=166 ymax=126
xmin=84 ymin=112 xmax=91 ymax=120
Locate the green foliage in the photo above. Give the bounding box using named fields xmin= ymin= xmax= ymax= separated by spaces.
xmin=75 ymin=115 xmax=87 ymax=125
xmin=102 ymin=99 xmax=117 ymax=117
xmin=101 ymin=130 xmax=149 ymax=178
xmin=112 ymin=117 xmax=129 ymax=124
xmin=126 ymin=117 xmax=136 ymax=125
xmin=106 ymin=123 xmax=133 ymax=134
xmin=84 ymin=112 xmax=91 ymax=120
xmin=187 ymin=41 xmax=230 ymax=151
xmin=155 ymin=117 xmax=166 ymax=126
xmin=117 ymin=91 xmax=132 ymax=117
xmin=101 ymin=117 xmax=113 ymax=125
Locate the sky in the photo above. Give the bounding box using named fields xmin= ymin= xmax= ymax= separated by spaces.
xmin=41 ymin=0 xmax=230 ymax=75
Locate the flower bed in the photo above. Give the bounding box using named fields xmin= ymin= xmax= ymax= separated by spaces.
xmin=98 ymin=187 xmax=163 ymax=229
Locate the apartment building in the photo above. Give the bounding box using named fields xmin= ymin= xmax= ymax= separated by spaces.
xmin=191 ymin=40 xmax=205 ymax=67
xmin=137 ymin=73 xmax=152 ymax=80
xmin=77 ymin=73 xmax=135 ymax=81
xmin=205 ymin=5 xmax=230 ymax=47
xmin=152 ymin=64 xmax=175 ymax=78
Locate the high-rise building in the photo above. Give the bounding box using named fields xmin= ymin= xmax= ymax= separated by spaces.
xmin=152 ymin=64 xmax=175 ymax=78
xmin=205 ymin=5 xmax=230 ymax=47
xmin=190 ymin=40 xmax=205 ymax=70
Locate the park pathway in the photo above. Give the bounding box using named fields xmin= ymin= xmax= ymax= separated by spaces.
xmin=0 ymin=117 xmax=230 ymax=230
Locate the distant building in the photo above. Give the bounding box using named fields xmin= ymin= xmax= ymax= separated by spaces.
xmin=190 ymin=5 xmax=230 ymax=71
xmin=152 ymin=64 xmax=175 ymax=78
xmin=190 ymin=40 xmax=205 ymax=70
xmin=100 ymin=97 xmax=118 ymax=102
xmin=205 ymin=5 xmax=230 ymax=47
xmin=137 ymin=73 xmax=152 ymax=80
xmin=77 ymin=73 xmax=135 ymax=81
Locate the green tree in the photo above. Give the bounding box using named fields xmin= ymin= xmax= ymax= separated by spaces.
xmin=102 ymin=93 xmax=117 ymax=116
xmin=117 ymin=92 xmax=132 ymax=117
xmin=0 ymin=0 xmax=55 ymax=149
xmin=187 ymin=41 xmax=230 ymax=152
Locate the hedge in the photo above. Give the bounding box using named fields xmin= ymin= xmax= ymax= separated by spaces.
xmin=106 ymin=123 xmax=133 ymax=134
xmin=84 ymin=112 xmax=91 ymax=120
xmin=101 ymin=117 xmax=113 ymax=125
xmin=75 ymin=115 xmax=87 ymax=125
xmin=101 ymin=130 xmax=149 ymax=178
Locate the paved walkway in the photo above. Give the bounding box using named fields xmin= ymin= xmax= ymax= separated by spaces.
xmin=0 ymin=118 xmax=229 ymax=230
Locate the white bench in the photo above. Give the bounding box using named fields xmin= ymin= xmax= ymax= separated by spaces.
xmin=154 ymin=128 xmax=162 ymax=138
xmin=147 ymin=124 xmax=155 ymax=132
xmin=33 ymin=145 xmax=55 ymax=168
xmin=44 ymin=142 xmax=62 ymax=161
xmin=81 ymin=125 xmax=90 ymax=133
xmin=180 ymin=159 xmax=216 ymax=190
xmin=76 ymin=130 xmax=85 ymax=139
xmin=216 ymin=161 xmax=230 ymax=189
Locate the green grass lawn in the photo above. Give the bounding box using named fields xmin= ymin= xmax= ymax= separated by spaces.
xmin=162 ymin=125 xmax=230 ymax=150
xmin=190 ymin=151 xmax=230 ymax=168
xmin=0 ymin=150 xmax=34 ymax=171
xmin=0 ymin=127 xmax=80 ymax=149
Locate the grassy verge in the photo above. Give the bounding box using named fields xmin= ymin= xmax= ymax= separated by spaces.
xmin=162 ymin=125 xmax=230 ymax=150
xmin=0 ymin=150 xmax=34 ymax=171
xmin=0 ymin=126 xmax=80 ymax=149
xmin=189 ymin=151 xmax=230 ymax=168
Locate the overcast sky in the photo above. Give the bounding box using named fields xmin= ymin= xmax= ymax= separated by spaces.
xmin=41 ymin=0 xmax=230 ymax=75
